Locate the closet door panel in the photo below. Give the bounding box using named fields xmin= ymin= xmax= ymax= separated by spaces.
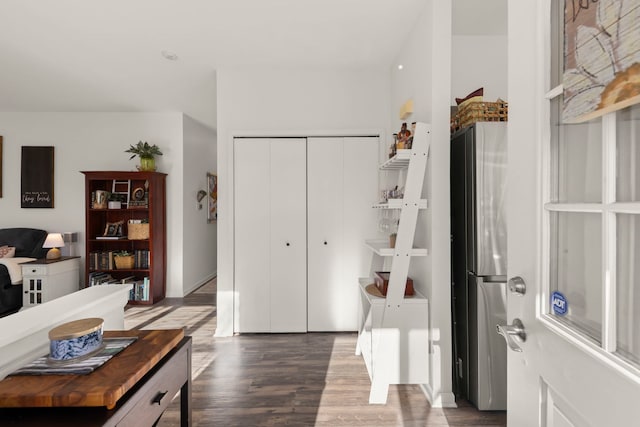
xmin=307 ymin=138 xmax=345 ymax=331
xmin=342 ymin=137 xmax=380 ymax=308
xmin=270 ymin=138 xmax=307 ymax=332
xmin=342 ymin=137 xmax=379 ymax=330
xmin=234 ymin=138 xmax=271 ymax=333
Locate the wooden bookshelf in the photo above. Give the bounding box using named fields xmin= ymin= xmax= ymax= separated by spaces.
xmin=82 ymin=171 xmax=167 ymax=305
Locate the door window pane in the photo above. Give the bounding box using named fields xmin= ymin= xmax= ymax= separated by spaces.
xmin=616 ymin=104 xmax=640 ymax=202
xmin=550 ymin=97 xmax=602 ymax=203
xmin=549 ymin=212 xmax=602 ymax=343
xmin=616 ymin=213 xmax=640 ymax=366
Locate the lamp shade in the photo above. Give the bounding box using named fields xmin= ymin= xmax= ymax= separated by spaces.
xmin=43 ymin=233 xmax=65 ymax=249
xmin=43 ymin=233 xmax=65 ymax=260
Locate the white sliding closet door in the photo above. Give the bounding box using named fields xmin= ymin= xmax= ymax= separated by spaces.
xmin=234 ymin=138 xmax=307 ymax=333
xmin=270 ymin=139 xmax=307 ymax=332
xmin=308 ymin=137 xmax=378 ymax=331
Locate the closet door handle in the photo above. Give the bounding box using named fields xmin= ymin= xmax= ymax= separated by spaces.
xmin=286 ymin=242 xmax=290 ymax=247
xmin=323 ymin=241 xmax=328 ymax=245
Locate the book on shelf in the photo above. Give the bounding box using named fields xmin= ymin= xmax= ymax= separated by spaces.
xmin=129 ymin=277 xmax=150 ymax=301
xmin=88 ymin=272 xmax=115 ymax=286
xmin=89 ymin=250 xmax=151 ymax=270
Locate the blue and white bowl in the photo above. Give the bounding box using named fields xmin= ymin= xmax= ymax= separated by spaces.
xmin=48 ymin=318 xmax=104 ymax=361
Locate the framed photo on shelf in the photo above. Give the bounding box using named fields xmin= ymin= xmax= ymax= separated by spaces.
xmin=103 ymin=220 xmax=124 ymax=237
xmin=129 ymin=185 xmax=148 ymax=208
xmin=207 ymin=172 xmax=217 ymax=223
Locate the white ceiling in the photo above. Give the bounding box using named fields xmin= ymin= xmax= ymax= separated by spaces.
xmin=0 ymin=0 xmax=506 ymax=129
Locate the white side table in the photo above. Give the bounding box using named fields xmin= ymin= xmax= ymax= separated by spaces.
xmin=21 ymin=257 xmax=80 ymax=309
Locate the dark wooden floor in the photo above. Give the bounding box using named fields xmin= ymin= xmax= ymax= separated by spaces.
xmin=124 ymin=280 xmax=506 ymax=427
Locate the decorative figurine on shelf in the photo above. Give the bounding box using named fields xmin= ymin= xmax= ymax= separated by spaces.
xmin=389 ymin=134 xmax=398 ymax=158
xmin=406 ymin=122 xmax=416 ymax=149
xmin=397 ymin=122 xmax=412 ymax=149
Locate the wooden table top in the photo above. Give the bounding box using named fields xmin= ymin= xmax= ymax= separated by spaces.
xmin=0 ymin=329 xmax=184 ymax=409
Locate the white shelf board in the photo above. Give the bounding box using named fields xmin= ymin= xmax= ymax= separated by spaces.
xmin=364 ymin=239 xmax=428 ymax=257
xmin=379 ymin=150 xmax=411 ymax=170
xmin=372 ymin=199 xmax=428 ymax=209
xmin=358 ymin=278 xmax=427 ymax=305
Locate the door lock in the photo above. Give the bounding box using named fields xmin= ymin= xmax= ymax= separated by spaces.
xmin=508 ymin=276 xmax=526 ymax=295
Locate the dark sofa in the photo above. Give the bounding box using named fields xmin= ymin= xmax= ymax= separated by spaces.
xmin=0 ymin=228 xmax=48 ymax=316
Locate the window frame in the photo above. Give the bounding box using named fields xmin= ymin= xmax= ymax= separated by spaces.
xmin=539 ymin=0 xmax=640 ymax=379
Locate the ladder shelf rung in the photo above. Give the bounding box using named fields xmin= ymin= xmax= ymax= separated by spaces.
xmin=364 ymin=239 xmax=428 ymax=257
xmin=372 ymin=199 xmax=428 ymax=209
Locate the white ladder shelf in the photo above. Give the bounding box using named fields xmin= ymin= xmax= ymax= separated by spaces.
xmin=356 ymin=122 xmax=431 ymax=404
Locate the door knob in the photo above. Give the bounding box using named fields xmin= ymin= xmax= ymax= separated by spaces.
xmin=286 ymin=242 xmax=290 ymax=247
xmin=323 ymin=241 xmax=327 ymax=245
xmin=508 ymin=276 xmax=526 ymax=295
xmin=496 ymin=318 xmax=526 ymax=352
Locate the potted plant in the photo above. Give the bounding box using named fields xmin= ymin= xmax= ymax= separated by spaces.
xmin=125 ymin=141 xmax=163 ymax=172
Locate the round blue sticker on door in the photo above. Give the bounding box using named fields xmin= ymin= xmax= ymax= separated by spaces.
xmin=551 ymin=291 xmax=568 ymax=316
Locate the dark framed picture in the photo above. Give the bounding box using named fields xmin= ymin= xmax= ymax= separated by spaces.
xmin=0 ymin=136 xmax=3 ymax=198
xmin=21 ymin=146 xmax=54 ymax=208
xmin=207 ymin=173 xmax=217 ymax=223
xmin=103 ymin=220 xmax=124 ymax=237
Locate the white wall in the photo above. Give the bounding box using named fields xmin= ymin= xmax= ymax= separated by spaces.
xmin=215 ymin=67 xmax=391 ymax=336
xmin=390 ymin=0 xmax=455 ymax=407
xmin=451 ymin=35 xmax=508 ymax=104
xmin=182 ymin=115 xmax=217 ymax=296
xmin=0 ymin=112 xmax=199 ymax=298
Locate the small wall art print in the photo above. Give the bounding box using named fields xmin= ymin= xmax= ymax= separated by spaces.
xmin=0 ymin=136 xmax=3 ymax=198
xmin=21 ymin=146 xmax=54 ymax=208
xmin=563 ymin=0 xmax=640 ymax=123
xmin=207 ymin=172 xmax=217 ymax=223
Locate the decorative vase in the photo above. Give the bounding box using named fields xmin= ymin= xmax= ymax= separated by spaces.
xmin=138 ymin=156 xmax=156 ymax=172
xmin=389 ymin=233 xmax=397 ymax=248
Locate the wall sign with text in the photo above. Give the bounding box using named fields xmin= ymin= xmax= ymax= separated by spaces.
xmin=21 ymin=146 xmax=54 ymax=208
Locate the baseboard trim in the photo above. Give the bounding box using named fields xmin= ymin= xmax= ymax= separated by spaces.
xmin=420 ymin=384 xmax=457 ymax=408
xmin=184 ymin=272 xmax=216 ymax=296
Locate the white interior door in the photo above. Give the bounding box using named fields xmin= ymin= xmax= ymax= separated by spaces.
xmin=270 ymin=138 xmax=307 ymax=332
xmin=308 ymin=137 xmax=345 ymax=331
xmin=307 ymin=137 xmax=378 ymax=331
xmin=342 ymin=137 xmax=379 ymax=326
xmin=507 ymin=2 xmax=640 ymax=426
xmin=234 ymin=138 xmax=271 ymax=333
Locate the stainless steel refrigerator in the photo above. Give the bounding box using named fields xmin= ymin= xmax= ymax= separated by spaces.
xmin=450 ymin=122 xmax=508 ymax=410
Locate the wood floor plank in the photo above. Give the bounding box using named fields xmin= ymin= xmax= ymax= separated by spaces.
xmin=124 ymin=279 xmax=506 ymax=426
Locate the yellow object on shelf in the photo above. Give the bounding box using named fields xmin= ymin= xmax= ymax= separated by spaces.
xmin=399 ymin=99 xmax=414 ymax=120
xmin=114 ymin=255 xmax=134 ymax=269
xmin=127 ymin=223 xmax=149 ymax=240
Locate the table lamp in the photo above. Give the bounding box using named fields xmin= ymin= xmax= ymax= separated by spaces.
xmin=43 ymin=233 xmax=65 ymax=260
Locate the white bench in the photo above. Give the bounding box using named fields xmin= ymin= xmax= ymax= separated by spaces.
xmin=0 ymin=284 xmax=132 ymax=379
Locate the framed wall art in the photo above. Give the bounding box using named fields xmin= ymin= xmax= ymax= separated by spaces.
xmin=0 ymin=136 xmax=3 ymax=198
xmin=562 ymin=0 xmax=640 ymax=123
xmin=207 ymin=172 xmax=217 ymax=223
xmin=21 ymin=146 xmax=54 ymax=208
